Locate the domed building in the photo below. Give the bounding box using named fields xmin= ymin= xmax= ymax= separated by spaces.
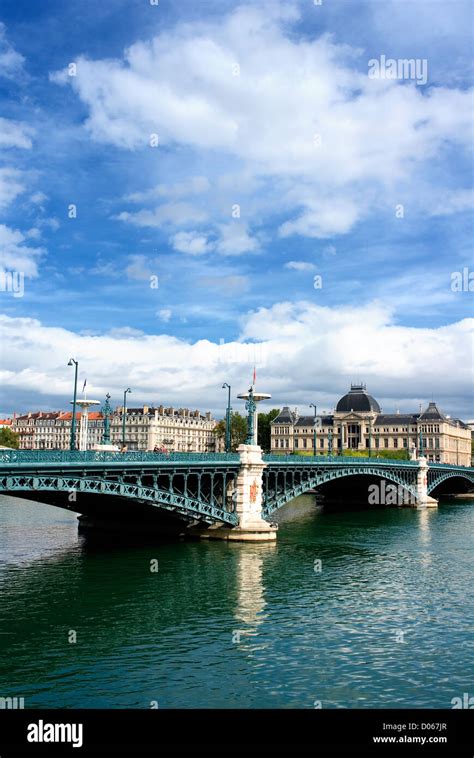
xmin=270 ymin=383 xmax=471 ymax=465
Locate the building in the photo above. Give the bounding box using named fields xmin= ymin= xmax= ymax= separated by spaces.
xmin=9 ymin=405 xmax=217 ymax=452
xmin=271 ymin=384 xmax=471 ymax=466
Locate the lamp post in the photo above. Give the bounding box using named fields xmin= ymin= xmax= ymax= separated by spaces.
xmin=419 ymin=428 xmax=424 ymax=457
xmin=222 ymin=383 xmax=232 ymax=452
xmin=309 ymin=403 xmax=317 ymax=457
xmin=68 ymin=358 xmax=78 ymax=450
xmin=122 ymin=388 xmax=131 ymax=447
xmin=245 ymin=387 xmax=257 ymax=445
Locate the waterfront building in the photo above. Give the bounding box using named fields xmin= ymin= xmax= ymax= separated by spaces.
xmin=271 ymin=384 xmax=471 ymax=466
xmin=9 ymin=405 xmax=217 ymax=452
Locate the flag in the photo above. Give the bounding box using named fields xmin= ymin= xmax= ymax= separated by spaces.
xmin=82 ymin=379 xmax=87 ymax=393
xmin=252 ymin=366 xmax=256 ymax=386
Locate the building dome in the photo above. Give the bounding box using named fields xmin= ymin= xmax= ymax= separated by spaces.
xmin=335 ymin=384 xmax=381 ymax=413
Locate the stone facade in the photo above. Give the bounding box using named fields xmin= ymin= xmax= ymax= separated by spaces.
xmin=271 ymin=384 xmax=471 ymax=466
xmin=8 ymin=405 xmax=217 ymax=452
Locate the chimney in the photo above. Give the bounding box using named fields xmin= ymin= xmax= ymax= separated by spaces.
xmin=143 ymin=405 xmax=148 ymax=414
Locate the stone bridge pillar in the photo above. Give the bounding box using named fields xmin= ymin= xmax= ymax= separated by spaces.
xmin=415 ymin=457 xmax=438 ymax=508
xmin=199 ymin=444 xmax=277 ymax=541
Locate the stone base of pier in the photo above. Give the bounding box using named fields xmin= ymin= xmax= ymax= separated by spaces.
xmin=191 ymin=522 xmax=278 ymax=542
xmin=415 ymin=495 xmax=438 ymax=508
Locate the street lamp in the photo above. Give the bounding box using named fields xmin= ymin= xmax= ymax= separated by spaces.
xmin=222 ymin=383 xmax=232 ymax=452
xmin=122 ymin=388 xmax=131 ymax=447
xmin=309 ymin=403 xmax=317 ymax=457
xmin=419 ymin=428 xmax=424 ymax=458
xmin=68 ymin=358 xmax=78 ymax=450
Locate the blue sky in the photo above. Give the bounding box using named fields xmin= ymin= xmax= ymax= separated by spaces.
xmin=0 ymin=0 xmax=473 ymax=418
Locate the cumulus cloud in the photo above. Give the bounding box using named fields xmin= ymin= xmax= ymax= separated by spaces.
xmin=0 ymin=224 xmax=44 ymax=277
xmin=0 ymin=303 xmax=472 ymax=417
xmin=51 ymin=5 xmax=472 ymax=242
xmin=171 ymin=231 xmax=213 ymax=255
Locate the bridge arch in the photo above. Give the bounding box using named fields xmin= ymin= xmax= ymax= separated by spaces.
xmin=0 ymin=474 xmax=238 ymax=527
xmin=427 ymin=470 xmax=474 ymax=495
xmin=263 ymin=466 xmax=419 ymax=517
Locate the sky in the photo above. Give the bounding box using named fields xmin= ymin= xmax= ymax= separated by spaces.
xmin=0 ymin=0 xmax=473 ymax=419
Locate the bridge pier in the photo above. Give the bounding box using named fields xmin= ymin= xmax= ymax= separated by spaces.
xmin=196 ymin=445 xmax=277 ymax=541
xmin=415 ymin=457 xmax=438 ymax=508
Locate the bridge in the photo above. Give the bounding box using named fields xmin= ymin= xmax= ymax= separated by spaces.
xmin=0 ymin=446 xmax=473 ymax=541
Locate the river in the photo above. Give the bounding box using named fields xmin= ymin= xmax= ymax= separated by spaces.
xmin=0 ymin=494 xmax=472 ymax=709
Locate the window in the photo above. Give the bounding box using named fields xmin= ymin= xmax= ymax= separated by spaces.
xmin=394 ymin=439 xmax=398 ymax=448
xmin=384 ymin=438 xmax=389 ymax=448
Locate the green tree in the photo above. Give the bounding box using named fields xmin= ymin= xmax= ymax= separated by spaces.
xmin=0 ymin=427 xmax=19 ymax=449
xmin=214 ymin=412 xmax=248 ymax=451
xmin=257 ymin=409 xmax=280 ymax=451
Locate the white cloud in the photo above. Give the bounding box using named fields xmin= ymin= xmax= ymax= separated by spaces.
xmin=0 ymin=23 xmax=25 ymax=79
xmin=171 ymin=231 xmax=213 ymax=255
xmin=285 ymin=261 xmax=317 ymax=272
xmin=0 ymin=118 xmax=33 ymax=149
xmin=0 ymin=224 xmax=44 ymax=277
xmin=116 ymin=202 xmax=207 ymax=228
xmin=51 ymin=5 xmax=473 ymax=240
xmin=0 ymin=303 xmax=472 ymax=416
xmin=215 ymin=222 xmax=259 ymax=255
xmin=126 ymin=176 xmax=210 ymax=203
xmin=157 ymin=308 xmax=172 ymax=323
xmin=125 ymin=254 xmax=158 ymax=282
xmin=0 ymin=168 xmax=26 ymax=210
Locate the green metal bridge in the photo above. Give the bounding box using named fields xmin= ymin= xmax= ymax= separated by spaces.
xmin=0 ymin=450 xmax=473 ymax=536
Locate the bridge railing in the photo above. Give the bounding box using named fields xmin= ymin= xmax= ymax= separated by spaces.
xmin=0 ymin=450 xmax=241 ymax=465
xmin=262 ymin=454 xmax=420 ymax=466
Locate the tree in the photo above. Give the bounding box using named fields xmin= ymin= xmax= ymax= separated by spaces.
xmin=214 ymin=412 xmax=248 ymax=451
xmin=257 ymin=409 xmax=280 ymax=451
xmin=0 ymin=427 xmax=19 ymax=449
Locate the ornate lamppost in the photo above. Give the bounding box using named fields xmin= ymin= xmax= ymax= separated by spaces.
xmin=122 ymin=388 xmax=131 ymax=447
xmin=310 ymin=403 xmax=317 ymax=457
xmin=245 ymin=387 xmax=257 ymax=445
xmin=419 ymin=428 xmax=424 ymax=458
xmin=68 ymin=358 xmax=78 ymax=450
xmin=222 ymin=382 xmax=232 ymax=452
xmin=102 ymin=393 xmax=113 ymax=446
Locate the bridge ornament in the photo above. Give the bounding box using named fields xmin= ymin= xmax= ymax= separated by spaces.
xmin=0 ymin=450 xmax=472 ymax=541
xmin=245 ymin=387 xmax=257 ymax=446
xmin=101 ymin=393 xmax=113 ymax=445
